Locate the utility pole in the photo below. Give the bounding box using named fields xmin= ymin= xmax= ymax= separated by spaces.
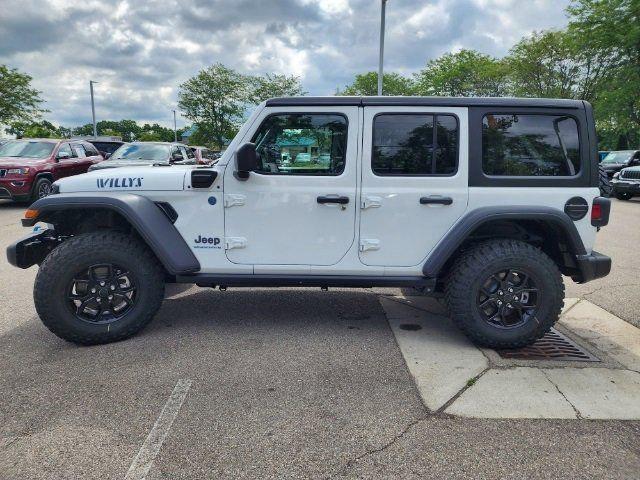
xmin=173 ymin=109 xmax=177 ymax=142
xmin=89 ymin=80 xmax=98 ymax=138
xmin=377 ymin=0 xmax=387 ymax=96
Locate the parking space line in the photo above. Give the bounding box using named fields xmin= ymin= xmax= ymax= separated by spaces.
xmin=124 ymin=379 xmax=192 ymax=480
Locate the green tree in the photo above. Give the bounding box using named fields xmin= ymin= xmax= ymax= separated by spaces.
xmin=567 ymin=0 xmax=640 ymax=146
xmin=248 ymin=73 xmax=305 ymax=103
xmin=415 ymin=49 xmax=509 ymax=97
xmin=506 ymin=30 xmax=609 ymax=100
xmin=6 ymin=120 xmax=58 ymax=138
xmin=178 ymin=63 xmax=249 ymax=149
xmin=337 ymin=71 xmax=416 ymax=96
xmin=0 ymin=65 xmax=46 ymax=132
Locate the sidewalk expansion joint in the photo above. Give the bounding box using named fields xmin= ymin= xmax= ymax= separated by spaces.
xmin=540 ymin=369 xmax=583 ymax=419
xmin=436 ymin=367 xmax=491 ymax=414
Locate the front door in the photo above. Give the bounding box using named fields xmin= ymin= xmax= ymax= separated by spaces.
xmin=223 ymin=107 xmax=359 ymax=266
xmin=358 ymin=107 xmax=469 ymax=267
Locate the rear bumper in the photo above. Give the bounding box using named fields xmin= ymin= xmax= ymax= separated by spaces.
xmin=573 ymin=251 xmax=611 ymax=284
xmin=6 ymin=229 xmax=59 ymax=269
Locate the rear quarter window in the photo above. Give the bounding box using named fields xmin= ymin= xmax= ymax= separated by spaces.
xmin=482 ymin=114 xmax=580 ymax=176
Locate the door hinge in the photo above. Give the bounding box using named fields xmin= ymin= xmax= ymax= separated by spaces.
xmin=225 ymin=237 xmax=247 ymax=250
xmin=361 ymin=196 xmax=382 ymax=209
xmin=224 ymin=194 xmax=246 ymax=208
xmin=359 ymin=238 xmax=381 ymax=252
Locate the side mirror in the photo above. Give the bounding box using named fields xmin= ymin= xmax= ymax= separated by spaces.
xmin=57 ymin=152 xmax=70 ymax=160
xmin=104 ymin=152 xmax=112 ymax=159
xmin=235 ymin=142 xmax=259 ymax=180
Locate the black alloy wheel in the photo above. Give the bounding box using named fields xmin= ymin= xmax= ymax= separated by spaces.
xmin=476 ymin=268 xmax=538 ymax=329
xmin=66 ymin=263 xmax=137 ymax=324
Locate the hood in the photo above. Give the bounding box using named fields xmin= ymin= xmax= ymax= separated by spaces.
xmin=0 ymin=157 xmax=48 ymax=167
xmin=56 ymin=165 xmax=190 ymax=193
xmin=90 ymin=159 xmax=165 ymax=170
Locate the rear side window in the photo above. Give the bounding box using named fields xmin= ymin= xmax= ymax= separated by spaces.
xmin=72 ymin=144 xmax=86 ymax=158
xmin=372 ymin=114 xmax=458 ymax=175
xmin=482 ymin=114 xmax=580 ymax=176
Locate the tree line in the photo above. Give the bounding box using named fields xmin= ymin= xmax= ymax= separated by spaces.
xmin=338 ymin=0 xmax=639 ymax=150
xmin=1 ymin=0 xmax=637 ymax=150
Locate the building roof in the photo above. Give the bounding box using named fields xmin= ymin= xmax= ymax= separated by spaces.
xmin=265 ymin=96 xmax=586 ymax=109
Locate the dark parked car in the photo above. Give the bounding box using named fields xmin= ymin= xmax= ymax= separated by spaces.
xmin=611 ymin=165 xmax=640 ymax=200
xmin=600 ymin=150 xmax=640 ymax=177
xmin=72 ymin=136 xmax=124 ymax=159
xmin=0 ymin=138 xmax=103 ymax=202
xmin=88 ymin=142 xmax=196 ymax=171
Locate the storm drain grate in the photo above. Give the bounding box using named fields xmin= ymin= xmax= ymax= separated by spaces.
xmin=496 ymin=328 xmax=600 ymax=362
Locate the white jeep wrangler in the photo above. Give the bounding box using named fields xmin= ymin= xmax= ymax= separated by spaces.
xmin=7 ymin=97 xmax=611 ymax=347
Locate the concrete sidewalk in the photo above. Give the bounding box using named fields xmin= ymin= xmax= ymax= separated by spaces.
xmin=382 ymin=296 xmax=640 ymax=419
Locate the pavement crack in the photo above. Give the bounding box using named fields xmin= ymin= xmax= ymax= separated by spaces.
xmin=326 ymin=415 xmax=428 ymax=479
xmin=541 ymin=370 xmax=583 ymax=419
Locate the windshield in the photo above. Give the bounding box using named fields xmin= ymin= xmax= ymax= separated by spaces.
xmin=602 ymin=151 xmax=634 ymax=164
xmin=110 ymin=144 xmax=171 ymax=162
xmin=0 ymin=140 xmax=55 ymax=159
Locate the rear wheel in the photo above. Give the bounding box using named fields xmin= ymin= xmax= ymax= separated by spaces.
xmin=598 ymin=165 xmax=612 ymax=197
xmin=34 ymin=232 xmax=165 ymax=345
xmin=445 ymin=239 xmax=564 ymax=348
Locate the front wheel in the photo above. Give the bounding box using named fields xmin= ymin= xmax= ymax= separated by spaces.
xmin=34 ymin=232 xmax=165 ymax=345
xmin=445 ymin=239 xmax=564 ymax=348
xmin=615 ymin=192 xmax=633 ymax=200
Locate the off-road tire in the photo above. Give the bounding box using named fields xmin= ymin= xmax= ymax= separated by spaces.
xmin=34 ymin=232 xmax=165 ymax=345
xmin=615 ymin=192 xmax=633 ymax=201
xmin=598 ymin=165 xmax=612 ymax=197
xmin=31 ymin=177 xmax=52 ymax=203
xmin=444 ymin=239 xmax=564 ymax=349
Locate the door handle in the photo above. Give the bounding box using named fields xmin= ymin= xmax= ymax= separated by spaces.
xmin=420 ymin=196 xmax=453 ymax=205
xmin=317 ymin=195 xmax=349 ymax=205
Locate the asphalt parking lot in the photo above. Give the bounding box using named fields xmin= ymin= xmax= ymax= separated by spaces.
xmin=0 ymin=199 xmax=639 ymax=479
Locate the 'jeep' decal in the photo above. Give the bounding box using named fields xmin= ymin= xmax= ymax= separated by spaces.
xmin=97 ymin=177 xmax=143 ymax=189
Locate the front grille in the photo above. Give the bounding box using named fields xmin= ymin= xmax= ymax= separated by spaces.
xmin=621 ymin=169 xmax=640 ymax=180
xmin=0 ymin=169 xmax=6 ymax=178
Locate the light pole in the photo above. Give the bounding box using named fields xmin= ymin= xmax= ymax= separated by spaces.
xmin=89 ymin=80 xmax=98 ymax=138
xmin=173 ymin=109 xmax=177 ymax=142
xmin=377 ymin=0 xmax=388 ymax=96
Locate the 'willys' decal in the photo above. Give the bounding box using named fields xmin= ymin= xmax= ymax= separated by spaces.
xmin=96 ymin=177 xmax=143 ymax=188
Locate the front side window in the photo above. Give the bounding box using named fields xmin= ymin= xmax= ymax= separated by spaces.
xmin=251 ymin=113 xmax=348 ymax=175
xmin=372 ymin=114 xmax=458 ymax=175
xmin=72 ymin=144 xmax=86 ymax=158
xmin=482 ymin=114 xmax=580 ymax=176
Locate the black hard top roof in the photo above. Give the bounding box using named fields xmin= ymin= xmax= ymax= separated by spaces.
xmin=265 ymin=96 xmax=585 ymax=109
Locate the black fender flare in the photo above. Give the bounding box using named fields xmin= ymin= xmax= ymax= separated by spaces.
xmin=422 ymin=206 xmax=587 ymax=278
xmin=25 ymin=193 xmax=200 ymax=275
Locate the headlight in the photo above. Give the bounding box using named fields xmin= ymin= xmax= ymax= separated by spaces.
xmin=612 ymin=172 xmax=620 ymax=179
xmin=6 ymin=168 xmax=29 ymax=175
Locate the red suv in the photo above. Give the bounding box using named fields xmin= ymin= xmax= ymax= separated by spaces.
xmin=0 ymin=139 xmax=103 ymax=202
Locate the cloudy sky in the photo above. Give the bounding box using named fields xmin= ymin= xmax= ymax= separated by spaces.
xmin=0 ymin=0 xmax=572 ymax=129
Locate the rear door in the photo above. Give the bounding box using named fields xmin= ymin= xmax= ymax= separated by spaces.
xmin=223 ymin=106 xmax=359 ymax=267
xmin=358 ymin=106 xmax=469 ymax=267
xmin=53 ymin=143 xmax=78 ymax=179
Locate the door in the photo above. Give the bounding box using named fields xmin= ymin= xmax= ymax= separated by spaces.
xmin=359 ymin=107 xmax=469 ymax=267
xmin=71 ymin=143 xmax=91 ymax=173
xmin=223 ymin=107 xmax=359 ymax=266
xmin=53 ymin=143 xmax=78 ymax=179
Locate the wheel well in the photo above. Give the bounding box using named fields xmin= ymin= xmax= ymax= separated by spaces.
xmin=42 ymin=208 xmax=134 ymax=236
xmin=35 ymin=172 xmax=54 ymax=182
xmin=437 ymin=219 xmax=579 ymax=285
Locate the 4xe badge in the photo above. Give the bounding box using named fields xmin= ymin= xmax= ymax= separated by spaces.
xmin=194 ymin=235 xmax=222 ymax=249
xmin=96 ymin=177 xmax=143 ymax=189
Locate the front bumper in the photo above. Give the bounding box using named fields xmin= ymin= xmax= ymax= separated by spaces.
xmin=0 ymin=178 xmax=33 ymax=199
xmin=612 ymin=180 xmax=640 ymax=195
xmin=6 ymin=228 xmax=59 ymax=269
xmin=573 ymin=251 xmax=611 ymax=284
